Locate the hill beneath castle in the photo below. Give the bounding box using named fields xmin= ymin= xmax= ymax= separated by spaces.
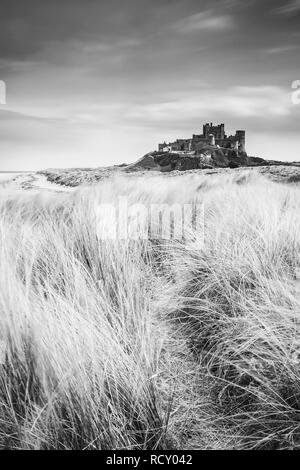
xmin=128 ymin=147 xmax=268 ymax=172
xmin=39 ymin=147 xmax=300 ymax=188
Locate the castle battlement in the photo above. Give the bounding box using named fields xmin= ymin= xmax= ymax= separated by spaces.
xmin=159 ymin=123 xmax=246 ymax=154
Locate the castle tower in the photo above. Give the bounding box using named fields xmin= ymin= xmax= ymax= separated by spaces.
xmin=203 ymin=123 xmax=225 ymax=140
xmin=209 ymin=134 xmax=215 ymax=146
xmin=220 ymin=124 xmax=225 ymax=140
xmin=203 ymin=123 xmax=210 ymax=138
xmin=236 ymin=130 xmax=246 ymax=152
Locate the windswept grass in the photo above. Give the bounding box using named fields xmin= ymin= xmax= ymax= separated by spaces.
xmin=167 ymin=176 xmax=300 ymax=449
xmin=0 ymin=170 xmax=300 ymax=449
xmin=0 ymin=189 xmax=171 ymax=449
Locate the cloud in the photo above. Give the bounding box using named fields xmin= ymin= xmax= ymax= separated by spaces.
xmin=263 ymin=44 xmax=298 ymax=54
xmin=0 ymin=109 xmax=64 ymax=123
xmin=123 ymin=86 xmax=293 ymax=126
xmin=221 ymin=86 xmax=292 ymax=117
xmin=275 ymin=0 xmax=300 ymax=14
xmin=0 ymin=59 xmax=43 ymax=72
xmin=172 ymin=10 xmax=234 ymax=34
xmin=76 ymin=37 xmax=142 ymax=54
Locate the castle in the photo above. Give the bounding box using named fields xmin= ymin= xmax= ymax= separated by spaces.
xmin=158 ymin=123 xmax=246 ymax=154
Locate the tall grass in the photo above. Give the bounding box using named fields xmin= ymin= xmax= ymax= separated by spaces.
xmin=0 ymin=189 xmax=172 ymax=449
xmin=0 ymin=171 xmax=300 ymax=449
xmin=168 ymin=176 xmax=300 ymax=449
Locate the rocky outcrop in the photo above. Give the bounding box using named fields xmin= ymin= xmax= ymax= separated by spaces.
xmin=149 ymin=147 xmax=266 ymax=172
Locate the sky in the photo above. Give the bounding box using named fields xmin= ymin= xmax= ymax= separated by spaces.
xmin=0 ymin=0 xmax=300 ymax=170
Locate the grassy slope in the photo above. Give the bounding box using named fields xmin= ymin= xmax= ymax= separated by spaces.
xmin=0 ymin=171 xmax=300 ymax=449
xmin=40 ymin=164 xmax=300 ymax=188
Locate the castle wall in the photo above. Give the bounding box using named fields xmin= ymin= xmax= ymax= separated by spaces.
xmin=158 ymin=124 xmax=246 ymax=154
xmin=203 ymin=123 xmax=225 ymax=140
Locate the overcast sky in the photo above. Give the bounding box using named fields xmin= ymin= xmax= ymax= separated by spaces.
xmin=0 ymin=0 xmax=300 ymax=170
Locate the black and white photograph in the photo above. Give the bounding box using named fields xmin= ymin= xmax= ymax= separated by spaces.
xmin=0 ymin=0 xmax=300 ymax=454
